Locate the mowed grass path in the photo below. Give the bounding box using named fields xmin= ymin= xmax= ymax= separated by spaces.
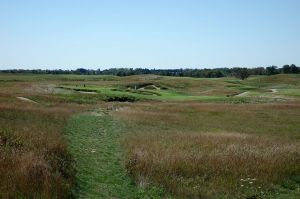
xmin=65 ymin=111 xmax=138 ymax=199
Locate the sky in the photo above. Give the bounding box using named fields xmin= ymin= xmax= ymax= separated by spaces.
xmin=0 ymin=0 xmax=299 ymax=70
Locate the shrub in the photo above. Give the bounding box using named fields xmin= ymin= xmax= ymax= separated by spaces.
xmin=104 ymin=95 xmax=137 ymax=102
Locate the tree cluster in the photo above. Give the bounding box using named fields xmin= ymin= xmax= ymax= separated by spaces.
xmin=1 ymin=64 xmax=299 ymax=80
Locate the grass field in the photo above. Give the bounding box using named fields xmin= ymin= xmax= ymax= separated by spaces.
xmin=0 ymin=73 xmax=299 ymax=198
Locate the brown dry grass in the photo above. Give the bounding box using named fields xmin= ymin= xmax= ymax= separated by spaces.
xmin=114 ymin=102 xmax=300 ymax=198
xmin=0 ymin=102 xmax=78 ymax=198
xmin=124 ymin=132 xmax=299 ymax=198
xmin=0 ymin=79 xmax=89 ymax=198
xmin=116 ymin=101 xmax=300 ymax=138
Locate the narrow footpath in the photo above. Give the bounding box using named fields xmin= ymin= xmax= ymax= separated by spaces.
xmin=65 ymin=110 xmax=138 ymax=199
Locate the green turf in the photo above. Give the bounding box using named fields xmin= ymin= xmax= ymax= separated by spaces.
xmin=65 ymin=110 xmax=168 ymax=199
xmin=277 ymin=89 xmax=300 ymax=97
xmin=59 ymin=84 xmax=219 ymax=101
xmin=58 ymin=84 xmax=294 ymax=104
xmin=65 ymin=111 xmax=137 ymax=198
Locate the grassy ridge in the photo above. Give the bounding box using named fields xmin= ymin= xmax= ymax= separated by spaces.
xmin=1 ymin=73 xmax=299 ymax=103
xmin=56 ymin=74 xmax=300 ymax=103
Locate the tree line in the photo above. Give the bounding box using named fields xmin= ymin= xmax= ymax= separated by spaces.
xmin=1 ymin=64 xmax=299 ymax=80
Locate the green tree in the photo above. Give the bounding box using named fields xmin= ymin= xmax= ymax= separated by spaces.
xmin=290 ymin=64 xmax=299 ymax=74
xmin=282 ymin=65 xmax=291 ymax=73
xmin=233 ymin=68 xmax=249 ymax=80
xmin=266 ymin=66 xmax=278 ymax=75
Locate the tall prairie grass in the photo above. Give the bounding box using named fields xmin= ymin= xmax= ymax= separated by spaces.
xmin=0 ymin=103 xmax=79 ymax=198
xmin=115 ymin=102 xmax=300 ymax=198
xmin=124 ymin=132 xmax=299 ymax=198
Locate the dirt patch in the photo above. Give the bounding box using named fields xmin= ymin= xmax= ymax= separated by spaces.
xmin=270 ymin=89 xmax=278 ymax=93
xmin=27 ymin=84 xmax=73 ymax=94
xmin=235 ymin=91 xmax=249 ymax=97
xmin=139 ymin=84 xmax=161 ymax=90
xmin=78 ymin=91 xmax=97 ymax=94
xmin=16 ymin=97 xmax=38 ymax=104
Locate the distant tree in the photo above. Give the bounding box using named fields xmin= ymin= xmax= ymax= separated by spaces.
xmin=214 ymin=70 xmax=224 ymax=78
xmin=290 ymin=64 xmax=299 ymax=74
xmin=3 ymin=65 xmax=297 ymax=78
xmin=266 ymin=66 xmax=278 ymax=75
xmin=233 ymin=68 xmax=249 ymax=80
xmin=249 ymin=67 xmax=266 ymax=75
xmin=75 ymin=68 xmax=88 ymax=75
xmin=282 ymin=65 xmax=291 ymax=73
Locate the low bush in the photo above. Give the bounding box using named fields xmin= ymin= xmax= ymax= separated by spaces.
xmin=104 ymin=94 xmax=137 ymax=102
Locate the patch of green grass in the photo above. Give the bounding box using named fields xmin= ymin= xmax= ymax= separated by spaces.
xmin=65 ymin=112 xmax=137 ymax=198
xmin=56 ymin=74 xmax=300 ymax=103
xmin=65 ymin=110 xmax=170 ymax=198
xmin=278 ymin=89 xmax=300 ymax=97
xmin=59 ymin=85 xmax=228 ymax=102
xmin=58 ymin=84 xmax=292 ymax=104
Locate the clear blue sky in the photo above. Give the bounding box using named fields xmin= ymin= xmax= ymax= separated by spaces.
xmin=0 ymin=0 xmax=299 ymax=69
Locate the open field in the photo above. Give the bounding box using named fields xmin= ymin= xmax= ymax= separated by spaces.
xmin=0 ymin=73 xmax=299 ymax=198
